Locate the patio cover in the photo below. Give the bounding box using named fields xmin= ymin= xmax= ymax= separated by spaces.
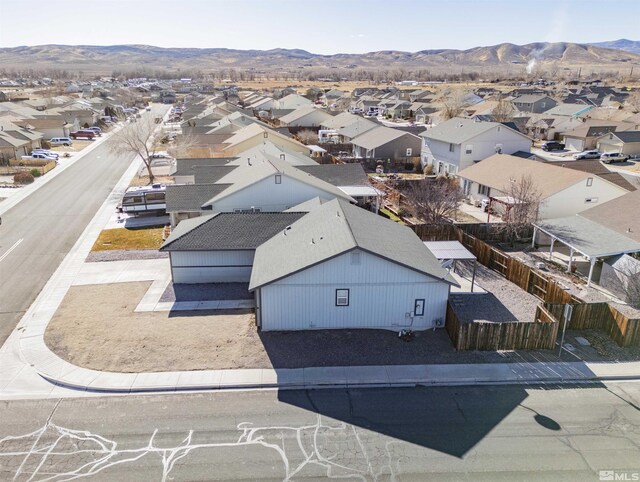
xmin=534 ymin=215 xmax=640 ymax=259
xmin=423 ymin=240 xmax=476 ymax=261
xmin=424 ymin=240 xmax=478 ymax=292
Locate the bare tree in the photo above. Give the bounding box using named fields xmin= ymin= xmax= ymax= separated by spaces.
xmin=626 ymin=91 xmax=640 ymax=113
xmin=499 ymin=174 xmax=542 ymax=242
xmin=297 ymin=129 xmax=319 ymax=145
xmin=406 ymin=176 xmax=465 ymax=224
xmin=110 ymin=116 xmax=160 ymax=184
xmin=614 ymin=261 xmax=640 ymax=308
xmin=438 ymin=88 xmax=470 ymax=120
xmin=492 ymin=97 xmax=515 ymax=123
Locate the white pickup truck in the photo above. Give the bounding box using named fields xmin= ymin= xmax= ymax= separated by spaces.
xmin=21 ymin=152 xmax=58 ymax=161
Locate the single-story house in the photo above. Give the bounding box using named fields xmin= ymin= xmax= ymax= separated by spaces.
xmin=277 ymin=106 xmax=333 ymax=128
xmin=596 ymin=131 xmax=640 ymax=157
xmin=17 ymin=117 xmax=71 ymax=139
xmin=166 ymin=154 xmax=353 ymax=225
xmin=351 ymin=126 xmax=421 ymax=160
xmin=160 ymin=212 xmax=306 ymax=283
xmin=250 ymin=198 xmax=457 ymax=331
xmin=544 ymin=103 xmax=594 ymax=118
xmin=458 ymin=154 xmax=630 ymax=219
xmin=561 ymin=120 xmax=634 ymax=151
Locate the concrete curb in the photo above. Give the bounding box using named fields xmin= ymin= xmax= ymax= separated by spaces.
xmin=33 ymin=360 xmax=640 ymax=394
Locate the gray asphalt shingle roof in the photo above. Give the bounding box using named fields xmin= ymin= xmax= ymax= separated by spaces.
xmin=249 ymin=198 xmax=456 ymax=290
xmin=350 ymin=126 xmax=417 ymax=149
xmin=173 ymin=157 xmax=237 ymax=176
xmin=165 ymin=183 xmax=232 ymax=212
xmin=193 ymin=165 xmax=238 ymax=184
xmin=161 ymin=212 xmax=306 ymax=251
xmin=296 ymin=164 xmax=369 ymax=186
xmin=422 ymin=117 xmax=526 ymax=143
xmin=611 ymin=131 xmax=640 ymax=143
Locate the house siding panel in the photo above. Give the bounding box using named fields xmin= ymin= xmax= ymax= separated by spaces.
xmin=258 ymin=250 xmax=449 ymax=331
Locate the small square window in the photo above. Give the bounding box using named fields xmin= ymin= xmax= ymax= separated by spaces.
xmin=350 ymin=251 xmax=360 ymax=265
xmin=465 ymin=145 xmax=473 ymax=154
xmin=449 ymin=143 xmax=454 ymax=152
xmin=414 ymin=299 xmax=425 ymax=317
xmin=336 ymin=289 xmax=349 ymax=306
xmin=275 ymin=174 xmax=282 ymax=184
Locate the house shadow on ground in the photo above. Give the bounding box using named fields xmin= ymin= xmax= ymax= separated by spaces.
xmin=276 ymin=384 xmax=578 ymax=460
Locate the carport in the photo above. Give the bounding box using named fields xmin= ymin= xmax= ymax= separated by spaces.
xmin=424 ymin=241 xmax=479 ymax=293
xmin=533 ymin=215 xmax=640 ymax=286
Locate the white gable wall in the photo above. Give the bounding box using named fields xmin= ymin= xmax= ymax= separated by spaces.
xmin=257 ymin=249 xmax=449 ymax=331
xmin=463 ymin=175 xmax=627 ymax=219
xmin=543 ymin=176 xmax=627 ymax=219
xmin=209 ymin=173 xmax=344 ymax=212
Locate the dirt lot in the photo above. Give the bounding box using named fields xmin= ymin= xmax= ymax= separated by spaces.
xmin=44 ymin=282 xmax=266 ymax=373
xmin=44 ymin=281 xmax=640 ymax=372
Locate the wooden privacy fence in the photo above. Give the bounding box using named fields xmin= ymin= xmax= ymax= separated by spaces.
xmin=545 ymin=303 xmax=640 ymax=348
xmin=411 ymin=223 xmax=583 ymax=305
xmin=446 ymin=302 xmax=558 ymax=351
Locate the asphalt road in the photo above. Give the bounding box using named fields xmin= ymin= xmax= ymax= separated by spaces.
xmin=0 ymin=105 xmax=168 ymax=344
xmin=0 ymin=383 xmax=639 ymax=481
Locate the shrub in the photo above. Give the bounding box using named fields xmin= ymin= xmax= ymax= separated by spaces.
xmin=14 ymin=171 xmax=35 ymax=184
xmin=404 ymin=162 xmax=415 ymax=171
xmin=30 ymin=168 xmax=42 ymax=177
xmin=41 ymin=140 xmax=51 ymax=149
xmin=423 ymin=164 xmax=434 ymax=175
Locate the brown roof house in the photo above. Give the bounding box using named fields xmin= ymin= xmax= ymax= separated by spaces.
xmin=458 ymin=154 xmax=630 ymax=220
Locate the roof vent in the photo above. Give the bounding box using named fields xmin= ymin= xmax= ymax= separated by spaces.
xmin=247 ymin=157 xmax=251 ymax=166
xmin=628 ymin=228 xmax=633 ymax=233
xmin=311 ymin=238 xmax=315 ymax=245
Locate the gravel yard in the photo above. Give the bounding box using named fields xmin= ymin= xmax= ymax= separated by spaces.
xmin=452 ymin=264 xmax=540 ymax=323
xmin=511 ymin=249 xmax=640 ymax=319
xmin=44 ymin=281 xmax=638 ymax=373
xmin=85 ymin=249 xmax=168 ymax=262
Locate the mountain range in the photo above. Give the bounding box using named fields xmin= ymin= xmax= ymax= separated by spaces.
xmin=589 ymin=39 xmax=640 ymax=55
xmin=0 ymin=41 xmax=639 ymax=75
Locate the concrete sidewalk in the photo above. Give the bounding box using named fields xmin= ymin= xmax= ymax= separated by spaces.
xmin=1 ymin=116 xmax=640 ymax=399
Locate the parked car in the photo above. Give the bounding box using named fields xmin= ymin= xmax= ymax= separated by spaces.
xmin=541 ymin=141 xmax=565 ymax=151
xmin=31 ymin=149 xmax=59 ymax=160
xmin=21 ymin=152 xmax=57 ymax=161
xmin=70 ymin=130 xmax=95 ymax=140
xmin=85 ymin=127 xmax=102 ymax=136
xmin=574 ymin=150 xmax=600 ymax=160
xmin=600 ymin=152 xmax=629 ymax=164
xmin=49 ymin=137 xmax=73 ymax=146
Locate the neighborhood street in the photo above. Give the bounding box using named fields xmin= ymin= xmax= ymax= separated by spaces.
xmin=1 ymin=384 xmax=639 ymax=481
xmin=0 ymin=105 xmax=168 ymax=345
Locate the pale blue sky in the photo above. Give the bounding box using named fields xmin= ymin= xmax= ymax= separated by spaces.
xmin=0 ymin=0 xmax=638 ymax=53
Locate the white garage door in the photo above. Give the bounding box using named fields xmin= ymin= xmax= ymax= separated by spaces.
xmin=170 ymin=250 xmax=254 ymax=283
